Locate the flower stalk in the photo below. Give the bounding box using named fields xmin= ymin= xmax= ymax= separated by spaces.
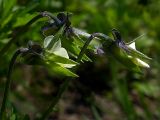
xmin=0 ymin=48 xmax=28 ymax=119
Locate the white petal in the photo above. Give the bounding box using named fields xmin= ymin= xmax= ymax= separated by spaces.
xmin=128 ymin=55 xmax=150 ymax=68
xmin=128 ymin=42 xmax=136 ymax=50
xmin=44 ymin=35 xmax=54 ymax=48
xmin=136 ymin=58 xmax=150 ymax=68
xmin=53 ymin=48 xmax=69 ymax=59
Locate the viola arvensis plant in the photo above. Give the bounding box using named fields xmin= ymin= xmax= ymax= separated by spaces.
xmin=102 ymin=29 xmax=151 ymax=72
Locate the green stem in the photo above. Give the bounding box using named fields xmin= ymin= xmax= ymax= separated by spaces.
xmin=77 ymin=32 xmax=112 ymax=62
xmin=38 ymin=77 xmax=70 ymax=120
xmin=38 ymin=32 xmax=112 ymax=120
xmin=0 ymin=48 xmax=28 ymax=119
xmin=91 ymin=105 xmax=102 ymax=120
xmin=0 ymin=11 xmax=60 ymax=57
xmin=41 ymin=11 xmax=61 ymax=25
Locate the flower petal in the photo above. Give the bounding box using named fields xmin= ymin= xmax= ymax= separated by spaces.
xmin=136 ymin=58 xmax=150 ymax=68
xmin=128 ymin=42 xmax=136 ymax=50
xmin=128 ymin=55 xmax=150 ymax=68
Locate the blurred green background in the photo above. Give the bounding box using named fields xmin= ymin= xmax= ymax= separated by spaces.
xmin=0 ymin=0 xmax=160 ymax=119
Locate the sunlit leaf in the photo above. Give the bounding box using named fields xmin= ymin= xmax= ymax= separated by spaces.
xmin=46 ymin=62 xmax=78 ymax=77
xmin=46 ymin=52 xmax=77 ymax=65
xmin=62 ymin=36 xmax=92 ymax=62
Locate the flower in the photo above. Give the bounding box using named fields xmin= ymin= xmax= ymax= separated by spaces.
xmin=103 ymin=29 xmax=151 ymax=71
xmin=126 ymin=42 xmax=151 ymax=68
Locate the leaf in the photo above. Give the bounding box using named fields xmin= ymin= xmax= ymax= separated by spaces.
xmin=2 ymin=0 xmax=16 ymax=17
xmin=46 ymin=62 xmax=78 ymax=77
xmin=62 ymin=37 xmax=92 ymax=61
xmin=46 ymin=52 xmax=78 ymax=68
xmin=13 ymin=13 xmax=37 ymax=27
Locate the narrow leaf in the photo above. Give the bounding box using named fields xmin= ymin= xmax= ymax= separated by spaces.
xmin=46 ymin=62 xmax=78 ymax=77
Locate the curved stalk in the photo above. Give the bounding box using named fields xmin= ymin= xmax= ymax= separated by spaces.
xmin=38 ymin=32 xmax=112 ymax=120
xmin=77 ymin=32 xmax=112 ymax=62
xmin=0 ymin=12 xmax=60 ymax=57
xmin=41 ymin=11 xmax=61 ymax=25
xmin=0 ymin=48 xmax=28 ymax=119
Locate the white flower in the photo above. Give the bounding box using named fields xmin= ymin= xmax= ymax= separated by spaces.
xmin=127 ymin=42 xmax=151 ymax=68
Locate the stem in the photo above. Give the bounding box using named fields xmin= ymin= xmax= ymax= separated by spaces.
xmin=0 ymin=11 xmax=60 ymax=57
xmin=91 ymin=105 xmax=102 ymax=120
xmin=39 ymin=78 xmax=70 ymax=120
xmin=0 ymin=48 xmax=28 ymax=119
xmin=38 ymin=33 xmax=112 ymax=120
xmin=41 ymin=11 xmax=61 ymax=25
xmin=77 ymin=32 xmax=112 ymax=62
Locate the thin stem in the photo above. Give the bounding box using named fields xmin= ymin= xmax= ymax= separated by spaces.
xmin=77 ymin=32 xmax=112 ymax=62
xmin=0 ymin=48 xmax=28 ymax=119
xmin=0 ymin=11 xmax=59 ymax=57
xmin=38 ymin=32 xmax=112 ymax=120
xmin=41 ymin=11 xmax=61 ymax=25
xmin=39 ymin=78 xmax=70 ymax=120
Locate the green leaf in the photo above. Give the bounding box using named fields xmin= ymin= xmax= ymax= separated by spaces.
xmin=62 ymin=38 xmax=92 ymax=62
xmin=2 ymin=0 xmax=16 ymax=17
xmin=46 ymin=62 xmax=78 ymax=77
xmin=45 ymin=52 xmax=78 ymax=68
xmin=13 ymin=13 xmax=37 ymax=27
